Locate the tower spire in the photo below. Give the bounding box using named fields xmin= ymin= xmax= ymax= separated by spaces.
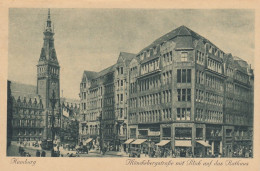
xmin=46 ymin=8 xmax=52 ymax=32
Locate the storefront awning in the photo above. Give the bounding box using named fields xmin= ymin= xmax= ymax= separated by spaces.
xmin=123 ymin=139 xmax=134 ymax=144
xmin=196 ymin=140 xmax=211 ymax=147
xmin=175 ymin=140 xmax=192 ymax=147
xmin=156 ymin=140 xmax=171 ymax=146
xmin=84 ymin=138 xmax=93 ymax=144
xmin=131 ymin=139 xmax=147 ymax=145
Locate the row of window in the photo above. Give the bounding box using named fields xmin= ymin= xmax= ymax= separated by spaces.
xmin=86 ymin=99 xmax=102 ymax=109
xmin=103 ymin=108 xmax=114 ymax=120
xmin=225 ymin=114 xmax=249 ymax=125
xmin=196 ymin=70 xmax=204 ymax=85
xmin=38 ymin=66 xmax=59 ymax=75
xmin=177 ymin=89 xmax=191 ymax=102
xmin=88 ymin=87 xmax=102 ymax=98
xmin=129 ymin=98 xmax=137 ymax=108
xmin=81 ymin=82 xmax=87 ymax=89
xmin=226 ymin=67 xmax=234 ymax=77
xmin=138 ymin=90 xmax=171 ymax=107
xmin=116 ymin=79 xmax=125 ymax=88
xmin=139 ymin=46 xmax=159 ymax=61
xmin=195 ymin=108 xmax=203 ymax=121
xmin=176 ymin=108 xmax=191 ymax=120
xmin=12 ymin=119 xmax=43 ymax=127
xmin=116 ymin=93 xmax=124 ymax=103
xmin=140 ymin=59 xmax=160 ymax=75
xmin=81 ymin=125 xmax=99 ymax=135
xmin=177 ymin=69 xmax=191 ymax=83
xmin=207 ymin=45 xmax=224 ymax=59
xmin=104 ymin=124 xmax=115 ymax=135
xmin=14 ymin=129 xmax=42 ymax=136
xmin=139 ymin=75 xmax=161 ymax=92
xmin=117 ymin=108 xmax=126 ymax=119
xmin=161 ymin=51 xmax=173 ymax=67
xmin=84 ymin=112 xmax=98 ymax=121
xmin=129 ymin=82 xmax=137 ymax=94
xmin=205 ymin=110 xmax=223 ymax=123
xmin=14 ymin=109 xmax=43 ymax=115
xmin=204 ymin=91 xmax=223 ymax=106
xmin=207 ymin=58 xmax=222 ymax=74
xmin=196 ymin=50 xmax=205 ymax=65
xmin=138 ymin=110 xmax=161 ymax=123
xmin=81 ymin=92 xmax=86 ymax=100
xmin=162 ymin=70 xmax=172 ymax=85
xmin=104 ymin=97 xmax=113 ymax=106
xmin=116 ymin=67 xmax=124 ymax=75
xmin=205 ymin=74 xmax=224 ymax=91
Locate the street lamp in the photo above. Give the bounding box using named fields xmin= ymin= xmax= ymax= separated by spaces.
xmin=50 ymin=90 xmax=58 ymax=157
xmin=98 ymin=115 xmax=103 ymax=154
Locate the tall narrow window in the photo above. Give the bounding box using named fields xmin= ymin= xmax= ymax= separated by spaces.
xmin=187 ymin=89 xmax=191 ymax=101
xmin=177 ymin=69 xmax=181 ymax=83
xmin=182 ymin=89 xmax=186 ymax=101
xmin=121 ymin=67 xmax=124 ymax=74
xmin=186 ymin=108 xmax=191 ymax=120
xmin=177 ymin=108 xmax=181 ymax=120
xmin=182 ymin=69 xmax=186 ymax=83
xmin=187 ymin=69 xmax=191 ymax=83
xmin=121 ymin=94 xmax=123 ymax=102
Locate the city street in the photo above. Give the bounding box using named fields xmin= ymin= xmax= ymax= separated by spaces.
xmin=7 ymin=142 xmax=128 ymax=158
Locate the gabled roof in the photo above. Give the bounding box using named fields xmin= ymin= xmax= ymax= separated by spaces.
xmin=82 ymin=71 xmax=98 ymax=82
xmin=119 ymin=52 xmax=136 ymax=65
xmin=138 ymin=25 xmax=220 ymax=55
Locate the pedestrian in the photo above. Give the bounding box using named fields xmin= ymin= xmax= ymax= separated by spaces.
xmin=41 ymin=150 xmax=46 ymax=157
xmin=36 ymin=150 xmax=41 ymax=157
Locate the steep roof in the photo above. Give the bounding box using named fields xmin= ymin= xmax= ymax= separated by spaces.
xmin=10 ymin=81 xmax=40 ymax=101
xmin=119 ymin=52 xmax=136 ymax=65
xmin=97 ymin=64 xmax=115 ymax=77
xmin=138 ymin=25 xmax=220 ymax=55
xmin=82 ymin=71 xmax=98 ymax=82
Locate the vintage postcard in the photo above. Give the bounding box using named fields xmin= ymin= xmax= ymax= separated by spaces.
xmin=0 ymin=0 xmax=259 ymax=171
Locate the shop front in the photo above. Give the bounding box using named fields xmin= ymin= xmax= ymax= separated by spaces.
xmin=174 ymin=127 xmax=193 ymax=157
xmin=174 ymin=140 xmax=192 ymax=157
xmin=206 ymin=125 xmax=223 ymax=157
xmin=156 ymin=140 xmax=171 ymax=158
xmin=123 ymin=138 xmax=134 ymax=153
xmin=129 ymin=139 xmax=147 ymax=157
xmin=194 ymin=140 xmax=211 ymax=157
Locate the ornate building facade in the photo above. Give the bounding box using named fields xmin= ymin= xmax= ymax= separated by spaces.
xmin=127 ymin=25 xmax=254 ymax=157
xmin=79 ymin=52 xmax=135 ymax=149
xmin=7 ymin=10 xmax=80 ymax=144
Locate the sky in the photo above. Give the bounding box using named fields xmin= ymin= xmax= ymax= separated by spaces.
xmin=8 ymin=9 xmax=255 ymax=99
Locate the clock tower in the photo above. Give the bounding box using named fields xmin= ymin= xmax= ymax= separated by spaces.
xmin=37 ymin=9 xmax=60 ymax=110
xmin=37 ymin=9 xmax=60 ymax=140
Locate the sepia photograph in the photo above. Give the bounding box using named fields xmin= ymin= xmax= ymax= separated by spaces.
xmin=6 ymin=8 xmax=254 ymax=159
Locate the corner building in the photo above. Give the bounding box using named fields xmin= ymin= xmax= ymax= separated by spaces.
xmin=128 ymin=25 xmax=253 ymax=157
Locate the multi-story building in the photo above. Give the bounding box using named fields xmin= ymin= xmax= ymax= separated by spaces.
xmin=7 ymin=10 xmax=80 ymax=146
xmin=79 ymin=52 xmax=135 ymax=150
xmin=128 ymin=25 xmax=254 ymax=157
